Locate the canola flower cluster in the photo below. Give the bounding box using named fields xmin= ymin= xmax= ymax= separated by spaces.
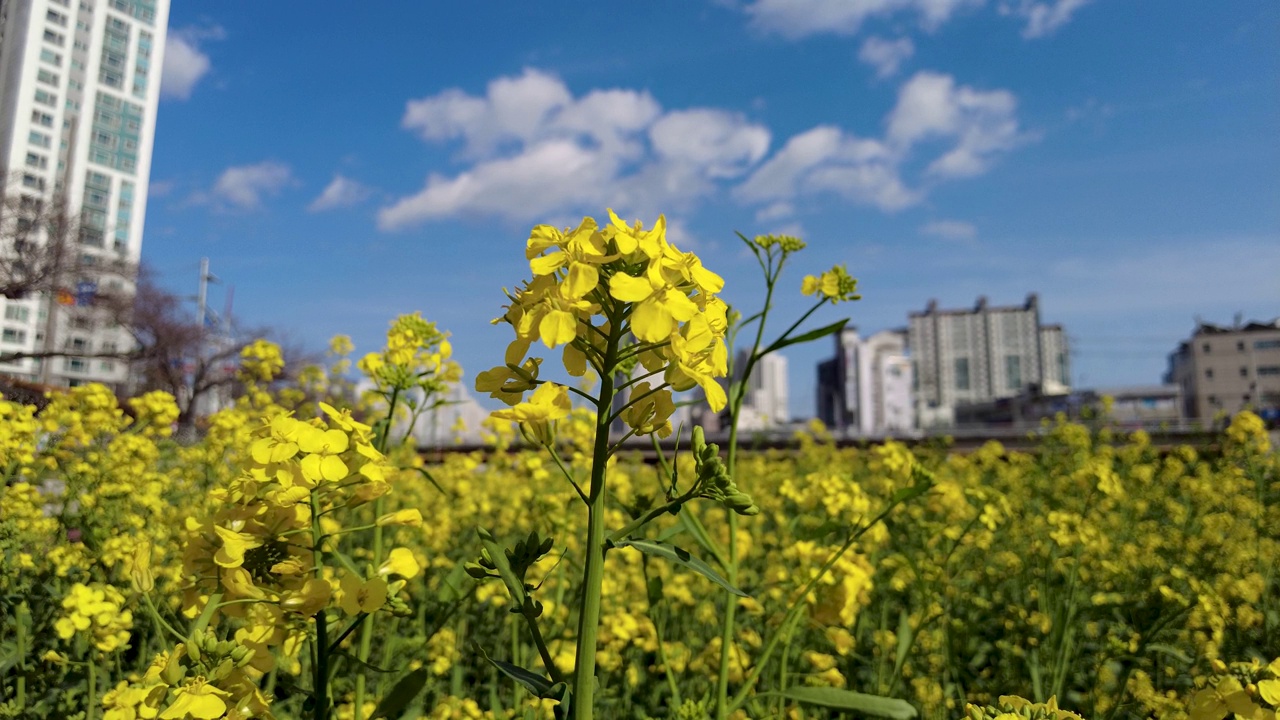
xmin=0 ymin=210 xmax=1276 ymax=720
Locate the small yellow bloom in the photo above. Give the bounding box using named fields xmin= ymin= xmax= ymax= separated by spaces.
xmin=339 ymin=575 xmax=388 ymax=616
xmin=379 ymin=547 xmax=422 ymax=580
xmin=160 ymin=677 xmax=230 ymax=720
xmin=377 ymin=508 xmax=423 ymax=527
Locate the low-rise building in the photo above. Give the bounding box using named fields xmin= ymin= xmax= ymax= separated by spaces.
xmin=1165 ymin=318 xmax=1280 ymax=422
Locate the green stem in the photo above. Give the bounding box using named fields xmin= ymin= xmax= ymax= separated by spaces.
xmin=16 ymin=601 xmax=27 ymax=711
xmin=570 ymin=323 xmax=621 ymax=720
xmin=310 ymin=492 xmax=330 ymax=720
xmin=354 ymin=387 xmax=401 ymax=720
xmin=86 ymin=657 xmax=97 ymax=720
xmin=715 ymin=255 xmax=779 ymax=719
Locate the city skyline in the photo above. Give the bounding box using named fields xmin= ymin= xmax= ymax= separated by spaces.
xmin=101 ymin=3 xmax=1280 ymax=417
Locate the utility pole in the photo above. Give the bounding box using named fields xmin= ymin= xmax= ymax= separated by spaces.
xmin=188 ymin=258 xmax=218 ymax=418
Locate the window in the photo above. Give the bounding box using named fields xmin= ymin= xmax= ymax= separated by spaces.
xmin=21 ymin=174 xmax=45 ymax=191
xmin=42 ymin=29 xmax=65 ymax=46
xmin=2 ymin=328 xmax=28 ymax=344
xmin=46 ymin=9 xmax=67 ymax=25
xmin=954 ymin=357 xmax=970 ymax=391
xmin=34 ymin=89 xmax=57 ymax=106
xmin=1208 ymin=394 xmax=1219 ymax=406
xmin=1240 ymin=366 xmax=1248 ymax=378
xmin=99 ymin=360 xmax=115 ymax=372
xmin=25 ymin=153 xmax=48 ymax=170
xmin=37 ymin=69 xmax=59 ymax=86
xmin=4 ymin=306 xmax=31 ymax=322
xmin=1205 ymin=368 xmax=1214 ymax=380
xmin=32 ymin=111 xmax=54 ymax=127
xmin=40 ymin=49 xmax=62 ymax=66
xmin=1256 ymin=339 xmax=1280 ymax=350
xmin=1202 ymin=342 xmax=1211 ymax=354
xmin=1006 ymin=355 xmax=1022 ymax=390
xmin=1237 ymin=340 xmax=1245 ymax=351
xmin=64 ymin=358 xmax=87 ymax=372
xmin=1258 ymin=366 xmax=1280 ymax=376
xmin=28 ymin=130 xmax=51 ymax=148
xmin=100 ymin=71 xmax=122 ymax=89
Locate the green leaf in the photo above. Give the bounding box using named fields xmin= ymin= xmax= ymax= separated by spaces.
xmin=412 ymin=466 xmax=450 ymax=497
xmin=370 ymin=667 xmax=429 ymax=720
xmin=477 ymin=644 xmax=555 ymax=697
xmin=613 ymin=538 xmax=747 ymax=597
xmin=477 ymin=527 xmax=527 ymax=606
xmin=436 ymin=561 xmax=469 ymax=604
xmin=792 ymin=519 xmax=845 ymax=542
xmin=781 ymin=687 xmax=918 ymax=719
xmin=764 ymin=318 xmax=848 ymax=355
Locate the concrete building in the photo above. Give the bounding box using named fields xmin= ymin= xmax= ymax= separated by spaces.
xmin=733 ymin=349 xmax=788 ymax=431
xmin=1165 ymin=318 xmax=1280 ymax=423
xmin=0 ymin=0 xmax=169 ymax=390
xmin=908 ymin=294 xmax=1069 ymax=428
xmin=816 ymin=327 xmax=914 ymax=436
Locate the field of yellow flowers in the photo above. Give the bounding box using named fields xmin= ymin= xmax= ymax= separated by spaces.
xmin=1 ymin=212 xmax=1277 ymax=720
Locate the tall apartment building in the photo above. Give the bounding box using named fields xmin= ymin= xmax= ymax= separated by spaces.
xmin=734 ymin=349 xmax=788 ymax=431
xmin=1164 ymin=318 xmax=1280 ymax=422
xmin=0 ymin=0 xmax=169 ymax=390
xmin=816 ymin=327 xmax=914 ymax=436
xmin=909 ymin=294 xmax=1069 ymax=428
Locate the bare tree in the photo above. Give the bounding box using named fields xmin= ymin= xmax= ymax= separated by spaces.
xmin=0 ymin=177 xmax=137 ymax=370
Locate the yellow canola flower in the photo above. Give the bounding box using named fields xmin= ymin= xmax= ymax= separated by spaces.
xmin=801 ymin=264 xmax=861 ymax=303
xmin=491 ymin=383 xmax=570 ymax=425
xmin=380 ymin=547 xmax=422 ymax=580
xmin=620 ymin=382 xmax=675 ymax=438
xmin=159 ymin=677 xmax=230 ymax=720
xmin=377 ymin=508 xmax=423 ymax=527
xmin=339 ymin=575 xmax=388 ymax=616
xmin=298 ymin=425 xmax=350 ymax=482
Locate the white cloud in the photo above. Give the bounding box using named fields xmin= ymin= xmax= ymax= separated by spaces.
xmin=160 ymin=26 xmax=224 ymax=100
xmin=1003 ymin=0 xmax=1094 ymax=38
xmin=859 ymin=36 xmax=915 ymax=78
xmin=308 ymin=175 xmax=373 ymax=212
xmin=920 ymin=219 xmax=977 ymax=240
xmin=887 ymin=71 xmax=1025 ymax=178
xmin=380 ymin=69 xmax=771 ymax=229
xmin=735 ymin=71 xmax=1024 ymax=212
xmin=202 ymin=162 xmax=293 ymax=210
xmin=742 ymin=0 xmax=981 ymax=39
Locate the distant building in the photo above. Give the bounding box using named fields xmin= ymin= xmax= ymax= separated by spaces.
xmin=733 ymin=349 xmax=788 ymax=431
xmin=816 ymin=327 xmax=914 ymax=436
xmin=0 ymin=0 xmax=171 ymax=390
xmin=954 ymin=384 xmax=1182 ymax=429
xmin=908 ymin=294 xmax=1069 ymax=428
xmin=1165 ymin=318 xmax=1280 ymax=422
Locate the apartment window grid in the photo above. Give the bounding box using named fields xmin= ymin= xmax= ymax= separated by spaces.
xmin=2 ymin=328 xmax=28 ymax=344
xmin=89 ymin=92 xmax=142 ymax=174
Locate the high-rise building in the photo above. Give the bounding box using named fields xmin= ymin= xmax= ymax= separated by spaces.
xmin=1165 ymin=318 xmax=1280 ymax=422
xmin=735 ymin=349 xmax=788 ymax=431
xmin=816 ymin=327 xmax=914 ymax=436
xmin=0 ymin=0 xmax=169 ymax=390
xmin=909 ymin=294 xmax=1069 ymax=428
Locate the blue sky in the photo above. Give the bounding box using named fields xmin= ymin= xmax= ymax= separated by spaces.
xmin=147 ymin=1 xmax=1279 ymax=415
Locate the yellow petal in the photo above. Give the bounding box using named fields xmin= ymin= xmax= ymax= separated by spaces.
xmin=539 ymin=310 xmax=578 ymax=348
xmin=563 ymin=262 xmax=599 ymax=299
xmin=609 ymin=273 xmax=654 ymax=303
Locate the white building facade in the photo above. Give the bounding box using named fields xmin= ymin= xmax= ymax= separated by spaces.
xmin=816 ymin=327 xmax=915 ymax=436
xmin=908 ymin=294 xmax=1069 ymax=428
xmin=0 ymin=0 xmax=169 ymax=389
xmin=734 ymin=349 xmax=788 ymax=431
